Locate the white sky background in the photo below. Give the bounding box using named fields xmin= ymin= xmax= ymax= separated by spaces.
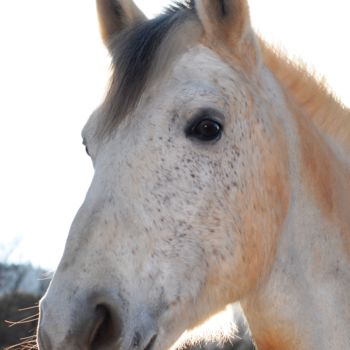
xmin=0 ymin=0 xmax=349 ymax=270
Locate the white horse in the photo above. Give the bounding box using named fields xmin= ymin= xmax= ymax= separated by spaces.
xmin=38 ymin=1 xmax=350 ymax=349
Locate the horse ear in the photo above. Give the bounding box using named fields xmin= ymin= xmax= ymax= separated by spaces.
xmin=96 ymin=0 xmax=146 ymax=47
xmin=195 ymin=0 xmax=259 ymax=67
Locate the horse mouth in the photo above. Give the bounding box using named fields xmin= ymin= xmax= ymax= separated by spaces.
xmin=144 ymin=334 xmax=157 ymax=350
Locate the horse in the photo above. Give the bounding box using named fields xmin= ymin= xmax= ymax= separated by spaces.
xmin=37 ymin=1 xmax=350 ymax=349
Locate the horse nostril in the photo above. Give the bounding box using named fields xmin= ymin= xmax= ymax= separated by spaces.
xmin=89 ymin=304 xmax=121 ymax=348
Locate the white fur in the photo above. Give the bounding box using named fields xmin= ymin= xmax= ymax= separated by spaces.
xmin=38 ymin=41 xmax=350 ymax=350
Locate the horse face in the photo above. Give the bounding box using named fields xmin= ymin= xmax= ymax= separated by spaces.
xmin=38 ymin=2 xmax=289 ymax=350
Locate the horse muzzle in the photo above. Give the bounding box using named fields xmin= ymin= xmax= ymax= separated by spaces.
xmin=38 ymin=292 xmax=158 ymax=350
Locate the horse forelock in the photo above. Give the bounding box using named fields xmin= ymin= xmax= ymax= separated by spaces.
xmin=97 ymin=1 xmax=201 ymax=137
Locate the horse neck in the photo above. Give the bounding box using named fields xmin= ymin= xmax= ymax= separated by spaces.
xmin=241 ymin=44 xmax=350 ymax=350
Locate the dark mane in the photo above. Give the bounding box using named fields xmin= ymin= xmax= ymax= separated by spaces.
xmin=99 ymin=1 xmax=198 ymax=136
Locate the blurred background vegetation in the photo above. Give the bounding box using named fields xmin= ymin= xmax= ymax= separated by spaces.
xmin=0 ymin=292 xmax=40 ymax=349
xmin=0 ymin=242 xmax=50 ymax=350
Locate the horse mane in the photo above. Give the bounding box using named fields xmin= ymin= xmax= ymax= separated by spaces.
xmin=260 ymin=39 xmax=350 ymax=152
xmin=99 ymin=1 xmax=198 ymax=136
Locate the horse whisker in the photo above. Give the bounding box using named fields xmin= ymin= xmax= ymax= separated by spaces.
xmin=5 ymin=313 xmax=39 ymax=327
xmin=18 ymin=305 xmax=39 ymax=312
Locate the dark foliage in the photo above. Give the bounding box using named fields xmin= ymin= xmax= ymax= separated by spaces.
xmin=0 ymin=293 xmax=40 ymax=349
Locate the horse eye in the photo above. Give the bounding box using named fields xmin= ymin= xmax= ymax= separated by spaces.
xmin=186 ymin=118 xmax=223 ymax=141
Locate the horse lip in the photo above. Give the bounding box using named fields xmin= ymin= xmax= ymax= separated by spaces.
xmin=130 ymin=327 xmax=157 ymax=350
xmin=144 ymin=334 xmax=157 ymax=350
xmin=129 ymin=310 xmax=158 ymax=350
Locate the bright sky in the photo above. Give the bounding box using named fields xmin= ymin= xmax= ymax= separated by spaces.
xmin=0 ymin=1 xmax=349 ymax=270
